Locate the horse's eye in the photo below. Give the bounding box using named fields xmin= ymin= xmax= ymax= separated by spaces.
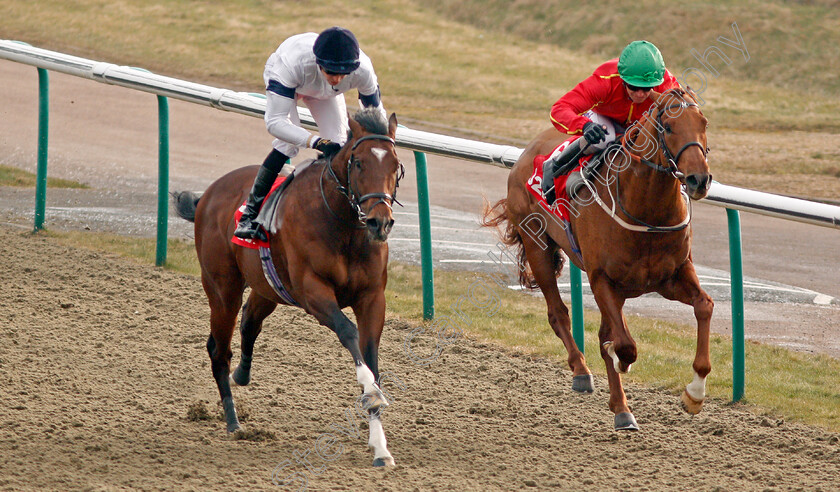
xmin=353 ymin=158 xmax=362 ymax=169
xmin=663 ymin=123 xmax=673 ymax=134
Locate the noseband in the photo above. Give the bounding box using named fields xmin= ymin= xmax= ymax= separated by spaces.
xmin=639 ymin=98 xmax=709 ymax=181
xmin=321 ymin=134 xmax=404 ymax=226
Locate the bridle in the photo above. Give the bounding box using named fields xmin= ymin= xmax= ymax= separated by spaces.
xmin=320 ymin=134 xmax=405 ymax=226
xmin=585 ymin=90 xmax=708 ymax=233
xmin=638 ymin=95 xmax=709 ymax=181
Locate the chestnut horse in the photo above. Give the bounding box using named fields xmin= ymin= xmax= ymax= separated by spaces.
xmin=483 ymin=89 xmax=714 ymax=430
xmin=174 ymin=109 xmax=403 ymax=466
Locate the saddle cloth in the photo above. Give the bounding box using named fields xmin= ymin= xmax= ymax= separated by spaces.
xmin=527 ymin=136 xmax=594 ymax=222
xmin=231 ymin=175 xmax=288 ymax=249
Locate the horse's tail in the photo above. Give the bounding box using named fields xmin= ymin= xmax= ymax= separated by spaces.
xmin=171 ymin=191 xmax=201 ymax=223
xmin=480 ymin=197 xmax=551 ymax=289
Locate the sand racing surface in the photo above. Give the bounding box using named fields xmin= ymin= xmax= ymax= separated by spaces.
xmin=2 ymin=60 xmax=840 ymax=491
xmin=1 ymin=225 xmax=839 ymax=491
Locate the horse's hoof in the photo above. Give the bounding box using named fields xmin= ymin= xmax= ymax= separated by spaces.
xmin=572 ymin=374 xmax=594 ymax=393
xmin=614 ymin=412 xmax=639 ymax=431
xmin=373 ymin=456 xmax=395 ymax=467
xmin=361 ymin=391 xmax=389 ymax=411
xmin=227 ymin=423 xmax=244 ymax=434
xmin=680 ymin=389 xmax=705 ymax=415
xmin=231 ymin=366 xmax=250 ymax=386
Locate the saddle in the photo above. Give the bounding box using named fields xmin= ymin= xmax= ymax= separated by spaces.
xmin=232 ymin=164 xmax=299 ymax=250
xmin=564 ymin=142 xmax=618 ymax=202
xmin=530 ymin=140 xmax=611 ymax=221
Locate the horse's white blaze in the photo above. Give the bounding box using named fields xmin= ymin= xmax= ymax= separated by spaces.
xmin=356 ymin=364 xmax=377 ymax=395
xmin=368 ymin=416 xmax=392 ymax=459
xmin=686 ymin=372 xmax=706 ymax=401
xmin=371 ymin=148 xmax=387 ymax=162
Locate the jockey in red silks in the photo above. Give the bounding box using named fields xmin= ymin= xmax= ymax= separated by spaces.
xmin=541 ymin=40 xmax=680 ymax=204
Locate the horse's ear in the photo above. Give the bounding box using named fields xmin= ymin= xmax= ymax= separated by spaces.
xmin=348 ymin=111 xmax=363 ymax=136
xmin=388 ymin=113 xmax=398 ymax=139
xmin=684 ymin=85 xmax=699 ymax=103
xmin=648 ymin=90 xmax=662 ymax=105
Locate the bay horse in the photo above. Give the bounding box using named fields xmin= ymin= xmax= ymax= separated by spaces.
xmin=483 ymin=88 xmax=714 ymax=430
xmin=174 ymin=109 xmax=403 ymax=466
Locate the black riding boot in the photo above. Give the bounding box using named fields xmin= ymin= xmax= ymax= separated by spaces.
xmin=234 ymin=150 xmax=288 ymax=241
xmin=541 ymin=141 xmax=586 ymax=205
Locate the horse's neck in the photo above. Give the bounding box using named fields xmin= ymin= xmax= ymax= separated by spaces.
xmin=322 ymin=159 xmax=361 ymax=228
xmin=615 ymin=151 xmax=686 ymax=223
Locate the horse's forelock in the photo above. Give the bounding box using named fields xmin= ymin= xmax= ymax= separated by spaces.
xmin=658 ymin=87 xmax=690 ymax=107
xmin=352 ymin=108 xmax=389 ymax=136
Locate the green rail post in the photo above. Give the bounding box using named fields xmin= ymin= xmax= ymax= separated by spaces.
xmin=569 ymin=263 xmax=585 ymax=353
xmin=727 ymin=208 xmax=745 ymax=402
xmin=413 ymin=151 xmax=434 ymax=320
xmin=34 ymin=67 xmax=49 ymax=231
xmin=155 ymin=95 xmax=170 ymax=266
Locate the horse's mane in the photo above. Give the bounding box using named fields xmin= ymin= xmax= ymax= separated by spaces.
xmin=623 ymin=86 xmax=695 ymax=152
xmin=351 ymin=108 xmax=389 ymax=137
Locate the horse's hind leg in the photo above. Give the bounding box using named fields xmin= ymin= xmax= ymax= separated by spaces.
xmin=202 ymin=271 xmax=246 ymax=433
xmin=231 ymin=291 xmax=277 ymax=387
xmin=658 ymin=262 xmax=714 ymax=415
xmin=520 ymin=230 xmax=593 ymax=392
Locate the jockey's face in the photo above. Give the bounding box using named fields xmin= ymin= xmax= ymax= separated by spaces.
xmin=320 ymin=68 xmax=347 ymax=86
xmin=625 ymin=84 xmax=653 ymax=104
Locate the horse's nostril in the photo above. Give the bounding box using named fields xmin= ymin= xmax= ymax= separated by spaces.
xmin=366 ymin=218 xmax=379 ymax=230
xmin=685 ymin=175 xmax=699 ymax=189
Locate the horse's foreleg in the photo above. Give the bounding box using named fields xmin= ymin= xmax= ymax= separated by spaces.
xmin=658 ymin=262 xmax=714 ymax=415
xmin=353 ymin=291 xmax=395 ymax=467
xmin=519 ymin=231 xmax=592 ymax=392
xmin=303 ymin=279 xmax=388 ymax=412
xmin=590 ymin=274 xmax=638 ymax=430
xmin=230 ymin=292 xmax=277 ymax=387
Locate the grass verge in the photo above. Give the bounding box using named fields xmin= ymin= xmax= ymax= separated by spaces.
xmin=44 ymin=230 xmax=840 ymax=432
xmin=0 ymin=164 xmax=88 ymax=188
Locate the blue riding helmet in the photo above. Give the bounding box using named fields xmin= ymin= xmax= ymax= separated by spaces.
xmin=313 ymin=26 xmax=360 ymax=74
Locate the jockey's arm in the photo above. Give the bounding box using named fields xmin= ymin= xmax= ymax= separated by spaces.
xmin=358 ymin=83 xmax=386 ymax=121
xmin=550 ymin=74 xmax=610 ymax=135
xmin=264 ymin=84 xmax=319 ymax=149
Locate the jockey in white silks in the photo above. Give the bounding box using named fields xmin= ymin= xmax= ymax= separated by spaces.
xmin=234 ymin=26 xmax=386 ymax=241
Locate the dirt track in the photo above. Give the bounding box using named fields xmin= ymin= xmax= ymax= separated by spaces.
xmin=2 ymin=60 xmax=840 ymax=491
xmin=1 ymin=224 xmax=839 ymax=491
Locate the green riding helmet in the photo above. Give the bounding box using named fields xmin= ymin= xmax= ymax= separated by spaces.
xmin=618 ymin=40 xmax=666 ymax=88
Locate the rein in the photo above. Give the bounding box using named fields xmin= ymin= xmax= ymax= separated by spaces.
xmin=585 ymin=92 xmax=706 ymax=233
xmin=638 ymin=101 xmax=708 ymax=181
xmin=320 ymin=134 xmax=404 ymax=226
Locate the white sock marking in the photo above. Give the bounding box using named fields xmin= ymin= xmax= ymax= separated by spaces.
xmin=686 ymin=372 xmax=707 ymax=401
xmin=356 ymin=364 xmax=376 ymax=394
xmin=604 ymin=341 xmax=630 ymax=373
xmin=368 ymin=416 xmax=392 ymax=459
